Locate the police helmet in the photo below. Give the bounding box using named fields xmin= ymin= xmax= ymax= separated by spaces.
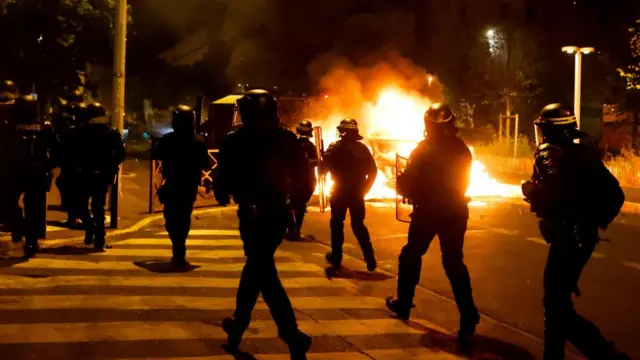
xmin=337 ymin=118 xmax=363 ymax=140
xmin=13 ymin=95 xmax=39 ymax=124
xmin=86 ymin=102 xmax=106 ymax=119
xmin=236 ymin=89 xmax=279 ymax=128
xmin=534 ymin=103 xmax=587 ymax=145
xmin=172 ymin=104 xmax=196 ymax=134
xmin=424 ymin=103 xmax=457 ymax=137
xmin=296 ymin=120 xmax=314 ymax=137
xmin=0 ymin=80 xmax=18 ymax=102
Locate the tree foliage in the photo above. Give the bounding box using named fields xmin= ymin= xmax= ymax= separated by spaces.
xmin=619 ymin=19 xmax=640 ymax=91
xmin=0 ymin=0 xmax=125 ymax=101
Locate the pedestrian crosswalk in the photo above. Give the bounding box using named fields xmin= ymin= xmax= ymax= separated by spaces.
xmin=0 ymin=229 xmax=466 ymax=359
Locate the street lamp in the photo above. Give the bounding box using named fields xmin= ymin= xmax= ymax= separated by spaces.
xmin=562 ymin=46 xmax=595 ymax=129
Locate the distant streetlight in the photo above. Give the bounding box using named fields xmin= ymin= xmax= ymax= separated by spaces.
xmin=562 ymin=46 xmax=595 ymax=129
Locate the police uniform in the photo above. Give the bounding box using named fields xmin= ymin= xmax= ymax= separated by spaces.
xmin=286 ymin=120 xmax=318 ymax=240
xmin=7 ymin=95 xmax=55 ymax=257
xmin=54 ymin=102 xmax=84 ymax=226
xmin=152 ymin=105 xmax=210 ymax=264
xmin=73 ymin=103 xmax=125 ymax=249
xmin=323 ymin=118 xmax=377 ymax=272
xmin=0 ymin=80 xmax=18 ymax=234
xmin=214 ymin=89 xmax=312 ymax=358
xmin=386 ymin=104 xmax=479 ymax=348
xmin=522 ymin=104 xmax=629 ymax=360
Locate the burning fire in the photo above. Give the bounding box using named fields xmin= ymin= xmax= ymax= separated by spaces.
xmin=311 ymin=87 xmax=521 ymax=201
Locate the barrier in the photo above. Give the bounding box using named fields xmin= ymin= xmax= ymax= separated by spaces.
xmin=476 ymin=154 xmax=640 ymax=189
xmin=148 ymin=148 xmax=220 ymax=214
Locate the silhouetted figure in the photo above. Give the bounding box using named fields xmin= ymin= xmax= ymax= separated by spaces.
xmin=7 ymin=95 xmax=55 ymax=257
xmin=386 ymin=103 xmax=479 ymax=349
xmin=73 ymin=102 xmax=125 ymax=250
xmin=323 ymin=118 xmax=377 ymax=272
xmin=285 ymin=120 xmax=318 ymax=241
xmin=0 ymin=80 xmax=19 ymax=235
xmin=522 ymin=103 xmax=629 ymax=360
xmin=152 ymin=105 xmax=210 ymax=265
xmin=214 ymin=89 xmax=312 ymax=359
xmin=55 ymin=101 xmax=85 ymax=227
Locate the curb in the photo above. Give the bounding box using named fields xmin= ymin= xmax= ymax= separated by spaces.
xmin=39 ymin=206 xmax=237 ymax=248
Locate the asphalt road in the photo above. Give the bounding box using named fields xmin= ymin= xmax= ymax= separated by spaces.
xmin=302 ymin=198 xmax=640 ymax=359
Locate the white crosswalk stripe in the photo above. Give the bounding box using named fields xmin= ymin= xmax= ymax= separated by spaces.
xmin=0 ymin=231 xmax=465 ymax=359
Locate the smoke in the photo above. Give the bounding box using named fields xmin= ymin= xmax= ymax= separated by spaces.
xmin=299 ymin=54 xmax=443 ymax=145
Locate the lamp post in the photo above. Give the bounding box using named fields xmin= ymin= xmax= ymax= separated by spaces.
xmin=111 ymin=0 xmax=127 ymax=228
xmin=562 ymin=46 xmax=595 ymax=129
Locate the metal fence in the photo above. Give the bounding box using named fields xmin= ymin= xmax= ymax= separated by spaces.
xmin=148 ymin=149 xmax=221 ymax=213
xmin=476 ymin=154 xmax=640 ymax=189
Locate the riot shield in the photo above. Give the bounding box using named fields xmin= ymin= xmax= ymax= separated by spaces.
xmin=395 ymin=153 xmax=412 ymax=223
xmin=313 ymin=126 xmax=327 ymax=213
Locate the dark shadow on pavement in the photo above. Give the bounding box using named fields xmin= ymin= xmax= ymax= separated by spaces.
xmin=39 ymin=246 xmax=103 ymax=255
xmin=133 ymin=260 xmax=201 ymax=273
xmin=0 ymin=257 xmax=28 ymax=268
xmin=407 ymin=320 xmax=537 ymax=360
xmin=324 ymin=266 xmax=394 ymax=281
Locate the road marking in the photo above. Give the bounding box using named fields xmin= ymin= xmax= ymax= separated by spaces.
xmin=526 ymin=237 xmax=547 ymax=245
xmin=84 ymin=248 xmax=259 ymax=259
xmin=0 ymin=275 xmax=349 ymax=289
xmin=157 ymin=229 xmax=240 ymax=236
xmin=0 ymin=319 xmax=425 ymax=344
xmin=9 ymin=258 xmax=323 ymax=272
xmin=117 ymin=347 xmax=463 ymax=360
xmin=484 ymin=227 xmax=519 ymax=236
xmin=0 ymin=295 xmax=385 ymax=310
xmin=623 ymin=261 xmax=640 ymax=271
xmin=116 ymin=238 xmax=242 ymax=246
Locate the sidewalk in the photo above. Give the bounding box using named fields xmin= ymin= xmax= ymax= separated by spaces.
xmin=0 ymin=208 xmax=575 ymax=359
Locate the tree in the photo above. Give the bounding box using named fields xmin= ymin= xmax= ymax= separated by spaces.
xmin=0 ymin=0 xmax=126 ymax=102
xmin=618 ymin=19 xmax=640 ymax=151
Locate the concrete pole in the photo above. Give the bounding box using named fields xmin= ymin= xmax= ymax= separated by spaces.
xmin=574 ymin=52 xmax=582 ymax=129
xmin=111 ymin=0 xmax=127 ymax=228
xmin=514 ymin=114 xmax=519 ymax=158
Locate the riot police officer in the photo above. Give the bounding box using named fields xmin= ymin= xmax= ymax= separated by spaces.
xmin=522 ymin=104 xmax=629 ymax=360
xmin=152 ymin=105 xmax=210 ymax=264
xmin=74 ymin=102 xmax=125 ymax=249
xmin=323 ymin=118 xmax=377 ymax=272
xmin=386 ymin=103 xmax=479 ymax=348
xmin=0 ymin=80 xmax=19 ymax=236
xmin=7 ymin=95 xmax=55 ymax=257
xmin=214 ymin=89 xmax=312 ymax=359
xmin=285 ymin=120 xmax=318 ymax=241
xmin=55 ymin=102 xmax=85 ymax=227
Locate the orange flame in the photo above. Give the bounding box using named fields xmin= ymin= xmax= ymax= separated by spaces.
xmin=311 ymin=87 xmax=521 ymax=201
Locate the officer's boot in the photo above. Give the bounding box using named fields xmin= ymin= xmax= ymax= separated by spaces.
xmin=568 ymin=313 xmax=631 ymax=360
xmin=283 ymin=330 xmax=312 ymax=360
xmin=171 ymin=238 xmax=187 ymax=265
xmin=23 ymin=238 xmax=39 ymax=258
xmin=327 ymin=218 xmax=345 ymax=269
xmin=221 ymin=316 xmax=250 ymax=351
xmin=449 ymin=277 xmax=480 ymax=350
xmin=543 ymin=312 xmax=567 ymax=360
xmin=385 ymin=297 xmax=415 ymax=321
